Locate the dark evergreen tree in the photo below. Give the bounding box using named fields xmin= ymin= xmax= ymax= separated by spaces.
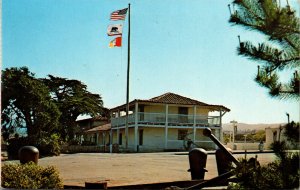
xmin=2 ymin=67 xmax=105 ymax=142
xmin=42 ymin=75 xmax=104 ymax=141
xmin=1 ymin=67 xmax=61 ymax=140
xmin=229 ymin=0 xmax=299 ymax=100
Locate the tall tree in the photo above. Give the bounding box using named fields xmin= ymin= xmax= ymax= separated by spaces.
xmin=229 ymin=0 xmax=299 ymax=100
xmin=42 ymin=75 xmax=104 ymax=141
xmin=1 ymin=67 xmax=61 ymax=140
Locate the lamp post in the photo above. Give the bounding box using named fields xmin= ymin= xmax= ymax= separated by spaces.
xmin=230 ymin=120 xmax=238 ymax=150
xmin=286 ymin=112 xmax=290 ymax=124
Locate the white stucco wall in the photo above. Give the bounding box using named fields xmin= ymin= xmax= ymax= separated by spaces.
xmin=111 ymin=127 xmax=218 ymax=152
xmin=144 ymin=105 xmax=164 ymax=113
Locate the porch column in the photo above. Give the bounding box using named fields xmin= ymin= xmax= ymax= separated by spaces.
xmin=96 ymin=132 xmax=99 ymax=146
xmin=109 ymin=129 xmax=112 ymax=144
xmin=134 ymin=102 xmax=139 ymax=152
xmin=102 ymin=132 xmax=105 ymax=145
xmin=116 ymin=109 xmax=120 ymax=145
xmin=117 ymin=128 xmax=120 ymax=145
xmin=193 ymin=106 xmax=197 ymax=143
xmin=110 ymin=129 xmax=113 ymax=153
xmin=164 ymin=104 xmax=169 ymax=149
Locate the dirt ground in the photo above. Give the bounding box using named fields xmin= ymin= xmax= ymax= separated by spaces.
xmin=2 ymin=151 xmax=277 ymax=187
xmin=7 ymin=152 xmax=274 ymax=187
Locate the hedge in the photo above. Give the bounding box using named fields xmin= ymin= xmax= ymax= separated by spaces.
xmin=1 ymin=162 xmax=63 ymax=189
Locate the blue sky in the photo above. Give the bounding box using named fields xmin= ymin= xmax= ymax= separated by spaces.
xmin=2 ymin=0 xmax=299 ymax=124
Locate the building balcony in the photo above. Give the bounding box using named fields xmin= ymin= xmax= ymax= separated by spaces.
xmin=111 ymin=112 xmax=221 ymax=128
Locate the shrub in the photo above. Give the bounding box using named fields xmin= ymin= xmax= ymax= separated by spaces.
xmin=229 ymin=142 xmax=300 ymax=189
xmin=68 ymin=139 xmax=80 ymax=145
xmin=284 ymin=121 xmax=300 ymax=148
xmin=7 ymin=137 xmax=35 ymax=160
xmin=81 ymin=140 xmax=97 ymax=146
xmin=7 ymin=134 xmax=61 ymax=159
xmin=1 ymin=162 xmax=63 ymax=189
xmin=37 ymin=133 xmax=61 ymax=156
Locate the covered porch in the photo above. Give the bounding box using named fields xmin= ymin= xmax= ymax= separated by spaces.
xmin=110 ymin=126 xmax=221 ymax=152
xmin=84 ymin=123 xmax=111 ymax=148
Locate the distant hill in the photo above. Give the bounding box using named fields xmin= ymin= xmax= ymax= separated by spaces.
xmin=222 ymin=123 xmax=285 ymax=132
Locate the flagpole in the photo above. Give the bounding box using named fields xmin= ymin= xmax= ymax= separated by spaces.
xmin=125 ymin=3 xmax=130 ymax=150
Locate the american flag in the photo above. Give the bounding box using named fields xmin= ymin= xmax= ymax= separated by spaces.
xmin=110 ymin=8 xmax=128 ymax=21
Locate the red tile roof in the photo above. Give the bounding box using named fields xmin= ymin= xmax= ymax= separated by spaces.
xmin=110 ymin=92 xmax=230 ymax=112
xmin=141 ymin=92 xmax=209 ymax=106
xmin=85 ymin=123 xmax=111 ymax=133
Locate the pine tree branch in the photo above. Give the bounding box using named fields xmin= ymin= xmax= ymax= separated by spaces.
xmin=231 ymin=0 xmax=300 ymax=47
xmin=256 ymin=69 xmax=299 ymax=100
xmin=230 ymin=0 xmax=299 ymax=100
xmin=279 ymin=56 xmax=300 ymax=65
xmin=238 ymin=41 xmax=299 ymax=71
xmin=236 ymin=0 xmax=265 ymax=22
xmin=238 ymin=42 xmax=281 ymax=64
xmin=283 ymin=36 xmax=299 ymax=51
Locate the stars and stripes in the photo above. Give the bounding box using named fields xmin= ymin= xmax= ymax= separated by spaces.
xmin=110 ymin=8 xmax=128 ymax=21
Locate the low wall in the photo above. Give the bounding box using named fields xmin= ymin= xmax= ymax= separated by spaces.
xmin=61 ymin=145 xmax=106 ymax=153
xmin=225 ymin=142 xmax=266 ymax=150
xmin=61 ymin=143 xmax=264 ymax=153
xmin=61 ymin=144 xmax=120 ymax=153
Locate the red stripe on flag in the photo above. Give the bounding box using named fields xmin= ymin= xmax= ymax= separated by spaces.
xmin=115 ymin=37 xmax=122 ymax=47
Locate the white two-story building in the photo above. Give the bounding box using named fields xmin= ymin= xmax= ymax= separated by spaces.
xmin=110 ymin=92 xmax=230 ymax=152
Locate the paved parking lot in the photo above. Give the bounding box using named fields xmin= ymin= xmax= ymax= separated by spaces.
xmin=8 ymin=152 xmax=273 ymax=187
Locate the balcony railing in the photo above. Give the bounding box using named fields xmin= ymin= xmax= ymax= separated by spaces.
xmin=111 ymin=112 xmax=220 ymax=128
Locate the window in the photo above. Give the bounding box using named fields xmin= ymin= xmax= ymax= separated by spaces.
xmin=178 ymin=107 xmax=188 ymax=123
xmin=178 ymin=129 xmax=188 ymax=140
xmin=178 ymin=107 xmax=188 ymax=115
xmin=139 ymin=129 xmax=143 ymax=146
xmin=119 ymin=133 xmax=122 ymax=145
